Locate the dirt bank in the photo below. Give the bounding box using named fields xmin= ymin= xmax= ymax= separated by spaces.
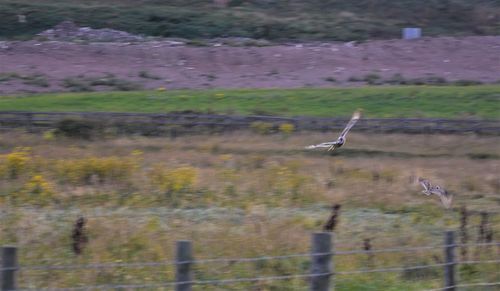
xmin=0 ymin=36 xmax=499 ymax=94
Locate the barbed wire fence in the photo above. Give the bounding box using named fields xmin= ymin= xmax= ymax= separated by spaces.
xmin=1 ymin=231 xmax=499 ymax=291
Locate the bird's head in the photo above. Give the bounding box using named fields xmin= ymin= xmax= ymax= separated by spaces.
xmin=338 ymin=137 xmax=345 ymax=144
xmin=354 ymin=108 xmax=363 ymax=118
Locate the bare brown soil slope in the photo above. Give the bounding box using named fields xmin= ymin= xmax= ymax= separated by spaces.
xmin=0 ymin=36 xmax=499 ymax=94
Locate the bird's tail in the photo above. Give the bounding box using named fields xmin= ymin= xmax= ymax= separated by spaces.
xmin=328 ymin=144 xmax=339 ymax=151
xmin=439 ymin=194 xmax=453 ymax=209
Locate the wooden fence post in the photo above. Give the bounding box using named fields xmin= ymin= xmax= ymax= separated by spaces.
xmin=310 ymin=232 xmax=333 ymax=291
xmin=1 ymin=246 xmax=17 ymax=291
xmin=444 ymin=231 xmax=456 ymax=291
xmin=175 ymin=240 xmax=193 ymax=291
xmin=25 ymin=113 xmax=33 ymax=133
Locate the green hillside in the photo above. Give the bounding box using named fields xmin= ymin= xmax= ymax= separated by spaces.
xmin=1 ymin=0 xmax=499 ymax=41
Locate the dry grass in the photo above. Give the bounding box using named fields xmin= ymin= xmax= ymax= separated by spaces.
xmin=0 ymin=130 xmax=498 ymax=289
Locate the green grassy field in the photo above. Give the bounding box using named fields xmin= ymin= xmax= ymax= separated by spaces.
xmin=1 ymin=85 xmax=500 ymax=118
xmin=1 ymin=84 xmax=499 ymax=289
xmin=1 ymin=131 xmax=499 ymax=289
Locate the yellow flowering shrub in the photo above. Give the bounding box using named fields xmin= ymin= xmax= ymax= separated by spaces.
xmin=265 ymin=164 xmax=309 ymax=197
xmin=275 ymin=166 xmax=308 ymax=193
xmin=279 ymin=123 xmax=295 ymax=135
xmin=0 ymin=147 xmax=32 ymax=179
xmin=55 ymin=156 xmax=138 ymax=185
xmin=0 ymin=157 xmax=4 ymax=178
xmin=250 ymin=121 xmax=273 ymax=134
xmin=149 ymin=164 xmax=197 ymax=193
xmin=16 ymin=175 xmax=55 ymax=206
xmin=43 ymin=130 xmax=56 ymax=141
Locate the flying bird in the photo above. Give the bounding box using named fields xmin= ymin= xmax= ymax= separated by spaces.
xmin=306 ymin=110 xmax=361 ymax=152
xmin=418 ymin=177 xmax=453 ymax=208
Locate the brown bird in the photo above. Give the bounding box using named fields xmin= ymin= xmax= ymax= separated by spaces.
xmin=418 ymin=177 xmax=453 ymax=209
xmin=306 ymin=110 xmax=361 ymax=152
xmin=71 ymin=216 xmax=88 ymax=255
xmin=323 ymin=204 xmax=342 ymax=232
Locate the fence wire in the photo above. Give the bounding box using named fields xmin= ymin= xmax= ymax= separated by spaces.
xmin=424 ymin=281 xmax=500 ymax=291
xmin=335 ymin=244 xmax=445 ymax=255
xmin=16 ymin=272 xmax=332 ymax=291
xmin=336 ymin=262 xmax=452 ymax=275
xmin=4 ymin=242 xmax=497 ymax=272
xmin=17 ymin=260 xmax=177 ymax=271
xmin=458 ymin=259 xmax=500 ymax=265
xmin=336 ymin=259 xmax=500 ymax=275
xmin=11 ymin=257 xmax=498 ymax=274
xmin=3 ymin=207 xmax=499 ymax=219
xmin=3 ymin=241 xmax=498 ymax=290
xmin=15 ymin=258 xmax=500 ymax=290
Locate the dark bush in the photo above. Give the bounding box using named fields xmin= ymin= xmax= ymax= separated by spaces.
xmin=453 ymin=79 xmax=483 ymax=86
xmin=55 ymin=118 xmax=99 ymax=139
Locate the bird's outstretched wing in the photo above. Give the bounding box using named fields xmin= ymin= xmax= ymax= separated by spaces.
xmin=430 ymin=187 xmax=453 ymax=209
xmin=438 ymin=193 xmax=453 ymax=209
xmin=339 ymin=110 xmax=361 ymax=139
xmin=305 ymin=110 xmax=361 ymax=150
xmin=305 ymin=141 xmax=338 ymax=149
xmin=418 ymin=177 xmax=431 ymax=194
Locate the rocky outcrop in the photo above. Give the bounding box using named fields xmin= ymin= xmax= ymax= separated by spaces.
xmin=37 ymin=20 xmax=146 ymax=42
